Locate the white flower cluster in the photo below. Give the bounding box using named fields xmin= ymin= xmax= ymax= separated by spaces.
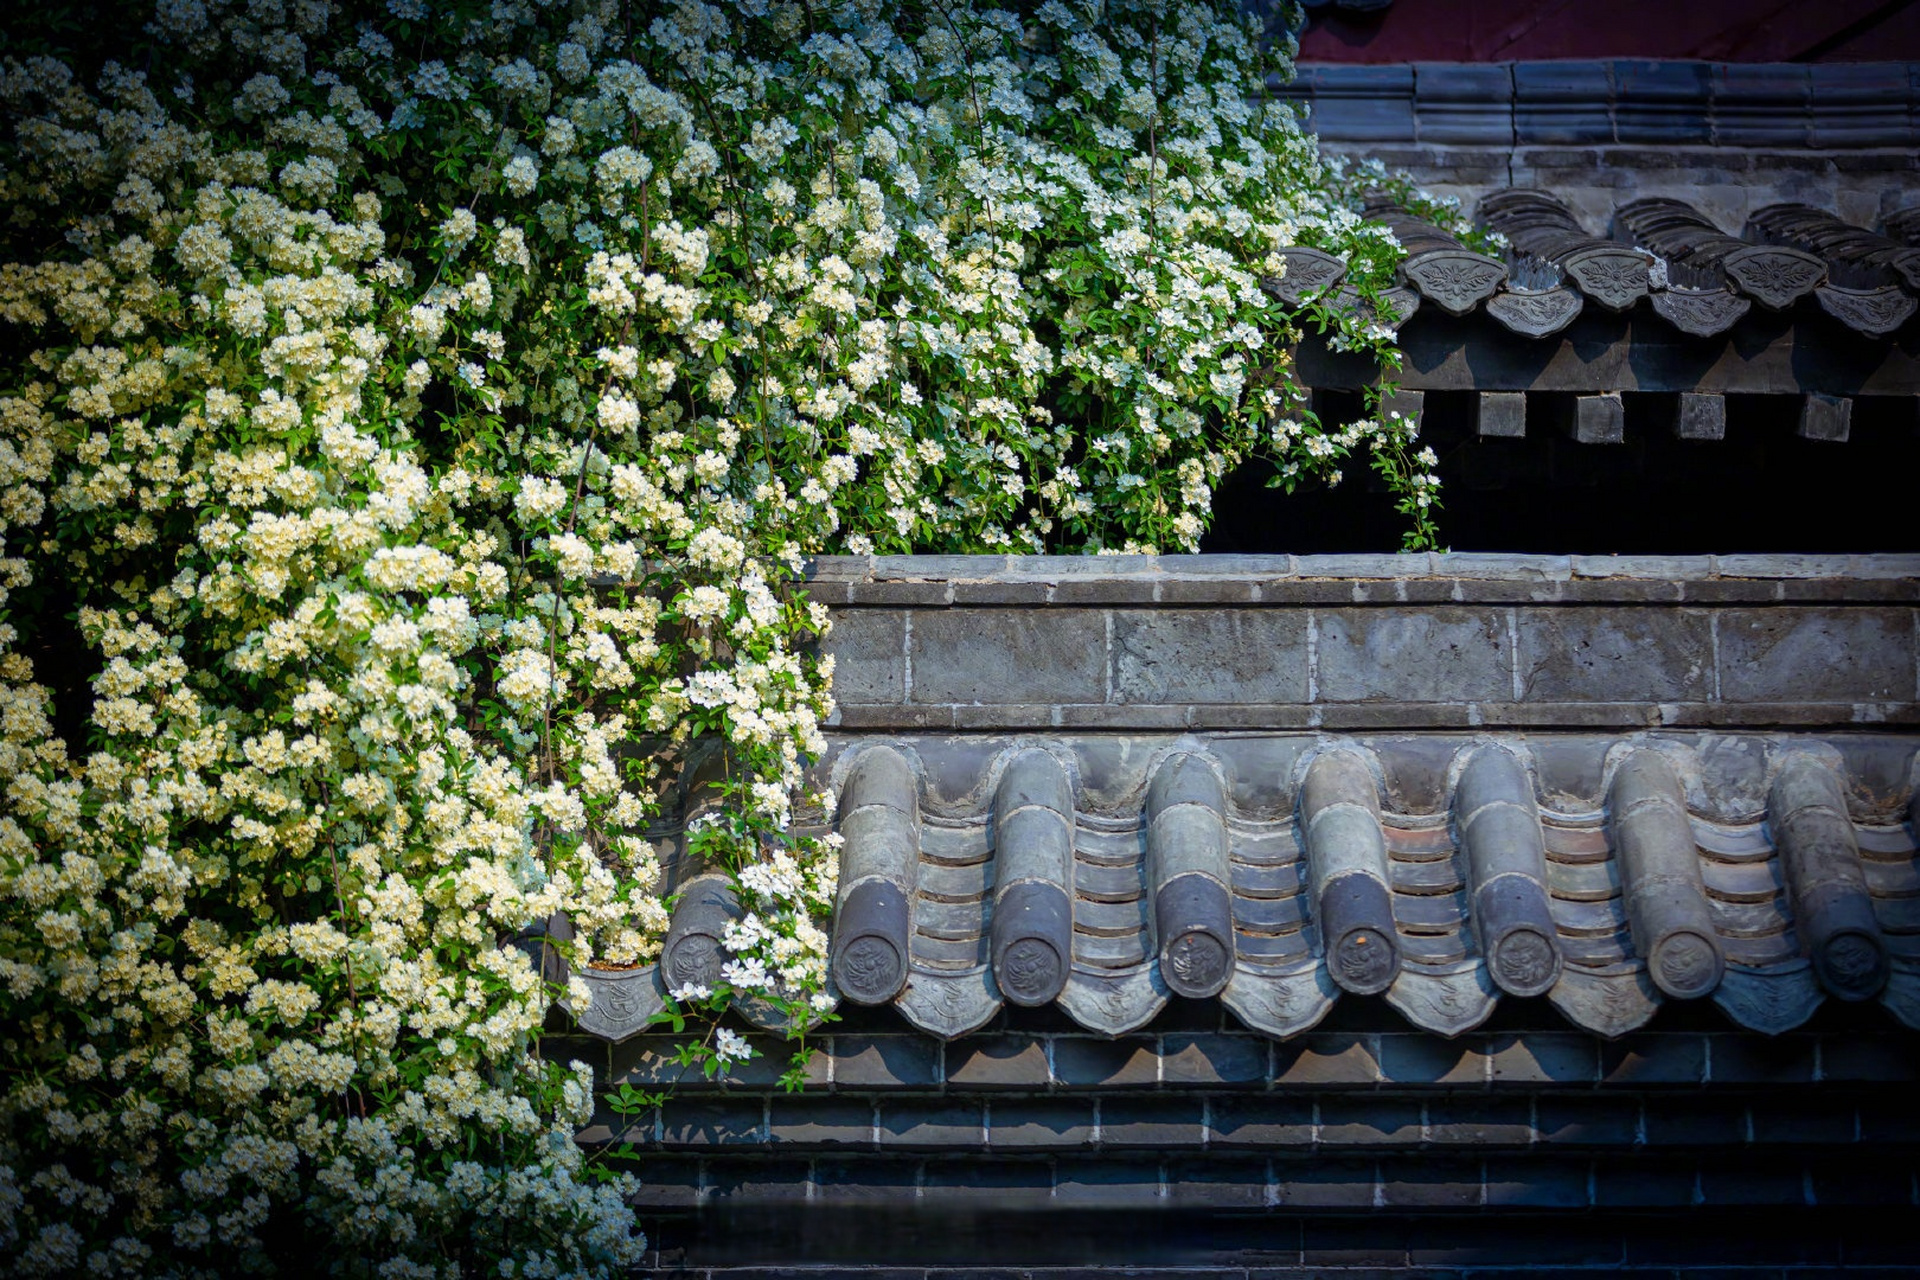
xmin=0 ymin=0 xmax=1457 ymax=1273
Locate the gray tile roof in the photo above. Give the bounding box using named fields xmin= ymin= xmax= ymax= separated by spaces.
xmin=1273 ymin=190 xmax=1920 ymax=338
xmin=570 ymin=731 xmax=1920 ymax=1046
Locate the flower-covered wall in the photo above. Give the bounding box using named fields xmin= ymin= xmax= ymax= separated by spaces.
xmin=0 ymin=0 xmax=1475 ymax=1273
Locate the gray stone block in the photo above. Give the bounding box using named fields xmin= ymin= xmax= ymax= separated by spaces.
xmin=1211 ymin=1096 xmax=1316 ymax=1148
xmin=821 ymin=610 xmax=905 ymax=704
xmin=804 ymin=554 xmax=873 ymax=580
xmin=1051 ymin=1036 xmax=1158 ymax=1088
xmin=1188 ymin=702 xmax=1316 ymax=731
xmin=1433 ymin=553 xmax=1571 ymax=581
xmin=1425 ymin=1098 xmax=1534 ymax=1145
xmin=949 ymin=580 xmax=1051 ymax=605
xmin=1707 ymin=1033 xmax=1818 ymax=1085
xmin=1272 ymin=1034 xmax=1382 ymax=1087
xmin=1315 ymin=607 xmax=1513 ymax=702
xmin=608 ymin=1035 xmax=711 ymax=1091
xmin=1052 ymin=1158 xmax=1164 ymax=1207
xmin=1308 ymin=64 xmax=1416 ymax=141
xmin=1477 ymin=390 xmax=1527 ymax=438
xmin=1514 ymin=61 xmax=1614 ymax=144
xmin=802 ymin=579 xmax=852 ymax=606
xmin=1597 ymin=1034 xmax=1707 ymax=1086
xmin=1487 ymin=1033 xmax=1598 ymax=1085
xmin=1056 ymin=702 xmax=1193 ymax=730
xmin=944 ymin=1036 xmax=1050 ymax=1090
xmin=1714 ymin=553 xmax=1856 ymax=579
xmin=1318 ymin=1098 xmax=1423 ymax=1146
xmin=1110 ymin=609 xmax=1308 ymax=705
xmin=951 ymin=703 xmax=1056 ymax=730
xmin=811 ymin=1156 xmax=924 ymax=1205
xmin=659 ymin=1099 xmax=767 ymax=1147
xmin=1570 ymin=554 xmax=1711 ymax=580
xmin=1258 ymin=580 xmax=1390 ymax=606
xmin=1483 ymin=1159 xmax=1593 ymax=1209
xmin=1848 ymin=555 xmax=1920 ymax=580
xmin=1513 ymin=607 xmax=1713 ymax=702
xmin=1810 ymin=63 xmax=1915 ymax=148
xmin=1295 ymin=552 xmax=1433 ymax=578
xmin=1610 ymin=60 xmax=1710 ymax=145
xmin=1568 ymin=392 xmax=1625 ymax=444
xmin=1046 ymin=577 xmax=1159 ymax=605
xmin=1379 ymin=387 xmax=1426 ymax=428
xmin=1673 ymin=391 xmax=1725 ymax=440
xmin=918 ymin=1158 xmax=1053 ymax=1203
xmin=1098 ymin=1098 xmax=1206 ymax=1148
xmin=987 ymin=1099 xmax=1096 ymax=1149
xmin=1001 ymin=553 xmax=1158 ymax=580
xmin=830 ymin=1035 xmax=942 ymax=1089
xmin=1558 ymin=579 xmax=1683 ymax=603
xmin=1317 ymin=702 xmax=1468 ymax=730
xmin=1717 ymin=608 xmax=1912 ymax=703
xmin=1153 ymin=577 xmax=1259 ymax=605
xmin=1676 ymin=580 xmax=1783 ymax=604
xmin=876 ymin=1100 xmax=984 ymax=1149
xmin=1711 ymin=63 xmax=1810 ymax=148
xmin=1798 ymin=393 xmax=1852 ymax=443
xmin=870 ymin=554 xmax=1003 ymax=580
xmin=1534 ymin=1097 xmax=1637 ymax=1148
xmin=848 ymin=579 xmax=950 ymax=606
xmin=909 ymin=608 xmax=1106 ymax=704
xmin=766 ymin=1097 xmax=875 ymax=1148
xmin=831 ymin=704 xmax=954 ymax=730
xmin=1383 ymin=1159 xmax=1484 ymax=1208
xmin=1781 ymin=579 xmax=1920 ymax=606
xmin=1156 ymin=554 xmax=1294 ymax=577
xmin=1273 ymin=1156 xmax=1379 ymax=1208
xmin=1378 ymin=1034 xmax=1489 ymax=1086
xmin=1160 ymin=1033 xmax=1269 ymax=1086
xmin=624 ymin=1157 xmax=704 ymax=1208
xmin=1164 ymin=1158 xmax=1273 ymax=1210
xmin=1414 ymin=62 xmax=1514 ymax=145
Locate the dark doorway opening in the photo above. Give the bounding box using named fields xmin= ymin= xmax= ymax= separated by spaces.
xmin=1205 ymin=391 xmax=1920 ymax=555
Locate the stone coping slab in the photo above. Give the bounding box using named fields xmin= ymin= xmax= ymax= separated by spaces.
xmin=802 ymin=554 xmax=1920 ymax=609
xmin=807 ymin=553 xmax=1920 ymax=581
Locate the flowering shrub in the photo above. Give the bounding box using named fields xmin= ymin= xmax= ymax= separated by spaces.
xmin=0 ymin=0 xmax=1462 ymax=1273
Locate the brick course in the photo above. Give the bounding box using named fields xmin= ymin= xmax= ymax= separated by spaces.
xmin=817 ymin=556 xmax=1920 ymax=732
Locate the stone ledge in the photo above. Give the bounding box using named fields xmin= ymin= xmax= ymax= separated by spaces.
xmin=805 ymin=554 xmax=1920 ymax=608
xmin=821 ymin=590 xmax=1920 ymax=730
xmin=826 ymin=701 xmax=1920 ymax=732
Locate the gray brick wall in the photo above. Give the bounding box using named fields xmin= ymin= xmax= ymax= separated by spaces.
xmin=562 ymin=1008 xmax=1920 ymax=1274
xmin=813 ymin=555 xmax=1920 ymax=732
xmin=594 ymin=551 xmax=1920 ymax=1275
xmin=563 ymin=1015 xmax=1920 ymax=1196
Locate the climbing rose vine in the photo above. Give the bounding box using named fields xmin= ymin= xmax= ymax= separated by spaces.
xmin=0 ymin=0 xmax=1463 ymax=1273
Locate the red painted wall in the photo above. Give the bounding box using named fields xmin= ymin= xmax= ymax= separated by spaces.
xmin=1297 ymin=0 xmax=1920 ymax=62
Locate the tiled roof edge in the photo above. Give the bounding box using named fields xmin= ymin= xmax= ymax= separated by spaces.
xmin=804 ymin=552 xmax=1920 ymax=585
